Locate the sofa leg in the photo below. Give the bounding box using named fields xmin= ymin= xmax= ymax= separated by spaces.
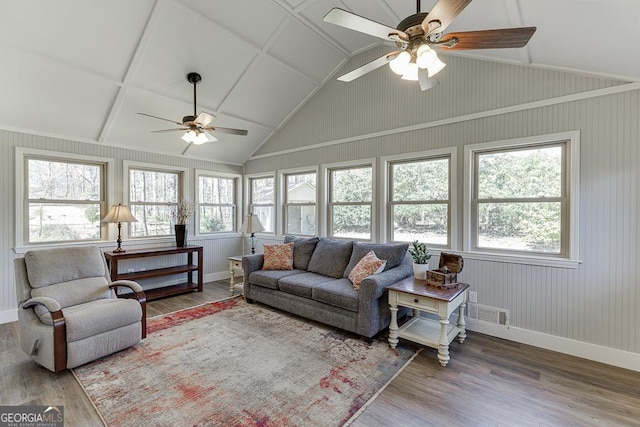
xmin=245 ymin=298 xmax=254 ymax=304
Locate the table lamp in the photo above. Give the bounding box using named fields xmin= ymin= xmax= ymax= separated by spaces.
xmin=102 ymin=203 xmax=138 ymax=253
xmin=240 ymin=214 xmax=265 ymax=254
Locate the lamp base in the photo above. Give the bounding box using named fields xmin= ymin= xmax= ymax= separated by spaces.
xmin=112 ymin=247 xmax=125 ymax=253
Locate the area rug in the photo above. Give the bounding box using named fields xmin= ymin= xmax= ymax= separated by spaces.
xmin=72 ymin=298 xmax=418 ymax=426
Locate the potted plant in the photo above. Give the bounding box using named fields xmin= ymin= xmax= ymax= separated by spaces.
xmin=173 ymin=199 xmax=194 ymax=247
xmin=408 ymin=240 xmax=431 ymax=280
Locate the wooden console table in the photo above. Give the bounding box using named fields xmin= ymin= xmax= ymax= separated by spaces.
xmin=104 ymin=245 xmax=203 ymax=301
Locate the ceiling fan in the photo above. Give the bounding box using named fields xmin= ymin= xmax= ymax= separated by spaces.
xmin=138 ymin=72 xmax=248 ymax=154
xmin=323 ymin=0 xmax=536 ymax=91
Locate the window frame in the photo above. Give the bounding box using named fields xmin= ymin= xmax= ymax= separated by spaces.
xmin=323 ymin=159 xmax=376 ymax=241
xmin=124 ymin=160 xmax=189 ymax=240
xmin=279 ymin=167 xmax=318 ymax=237
xmin=245 ymin=172 xmax=276 ymax=234
xmin=463 ymin=131 xmax=580 ymax=268
xmin=195 ymin=170 xmax=241 ymax=236
xmin=15 ymin=148 xmax=113 ymax=251
xmin=383 ymin=148 xmax=456 ymax=247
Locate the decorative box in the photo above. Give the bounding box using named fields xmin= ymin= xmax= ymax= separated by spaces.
xmin=426 ymin=252 xmax=464 ymax=288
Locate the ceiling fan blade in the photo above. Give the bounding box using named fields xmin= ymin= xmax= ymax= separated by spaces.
xmin=137 ymin=112 xmax=182 ymax=125
xmin=207 ymin=126 xmax=248 ymax=136
xmin=195 ymin=112 xmax=216 ymax=127
xmin=324 ymin=8 xmax=408 ymax=42
xmin=418 ymin=68 xmax=439 ymax=91
xmin=422 ymin=0 xmax=472 ymax=36
xmin=151 ymin=128 xmax=188 ymax=133
xmin=437 ymin=27 xmax=537 ymax=50
xmin=337 ymin=51 xmax=400 ymax=82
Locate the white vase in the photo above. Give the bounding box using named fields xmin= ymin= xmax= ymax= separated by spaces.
xmin=412 ymin=262 xmax=429 ymax=280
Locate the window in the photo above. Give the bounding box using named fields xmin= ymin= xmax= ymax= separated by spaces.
xmin=284 ymin=171 xmax=317 ymax=236
xmin=465 ymin=132 xmax=580 ymax=262
xmin=197 ymin=172 xmax=238 ymax=234
xmin=248 ymin=176 xmax=274 ymax=233
xmin=23 ymin=155 xmax=106 ymax=244
xmin=328 ymin=165 xmax=373 ymax=240
xmin=389 ymin=156 xmax=450 ymax=246
xmin=128 ymin=166 xmax=182 ymax=237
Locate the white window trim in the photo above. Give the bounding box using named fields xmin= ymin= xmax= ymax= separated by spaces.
xmin=322 ymin=158 xmax=376 ymax=241
xmin=195 ymin=169 xmax=242 ymax=238
xmin=245 ymin=171 xmax=276 ymax=235
xmin=124 ymin=160 xmax=190 ymax=242
xmin=381 ymin=147 xmax=457 ymax=247
xmin=463 ymin=131 xmax=580 ymax=268
xmin=278 ymin=166 xmax=319 ymax=237
xmin=14 ymin=148 xmax=114 ymax=253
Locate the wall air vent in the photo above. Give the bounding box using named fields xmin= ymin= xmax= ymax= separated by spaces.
xmin=468 ymin=303 xmax=509 ymax=326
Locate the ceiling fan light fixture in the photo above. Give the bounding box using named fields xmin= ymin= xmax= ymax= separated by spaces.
xmin=427 ymin=56 xmax=446 ymax=77
xmin=389 ymin=51 xmax=411 ymax=75
xmin=401 ymin=62 xmax=419 ymax=81
xmin=416 ymin=44 xmax=437 ymax=69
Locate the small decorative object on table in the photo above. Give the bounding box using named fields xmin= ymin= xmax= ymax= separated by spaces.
xmin=408 ymin=240 xmax=431 ymax=280
xmin=426 ymin=252 xmax=464 ymax=288
xmin=173 ymin=199 xmax=194 ymax=247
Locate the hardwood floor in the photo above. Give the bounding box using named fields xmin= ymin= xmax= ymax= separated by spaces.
xmin=2 ymin=280 xmax=639 ymax=426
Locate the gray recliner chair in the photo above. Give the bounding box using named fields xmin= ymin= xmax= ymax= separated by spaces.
xmin=14 ymin=246 xmax=146 ymax=372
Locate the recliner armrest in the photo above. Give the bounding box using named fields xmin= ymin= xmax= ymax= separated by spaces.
xmin=110 ymin=280 xmax=144 ymax=293
xmin=22 ymin=296 xmax=62 ymax=313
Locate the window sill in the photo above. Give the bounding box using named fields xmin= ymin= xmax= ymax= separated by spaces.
xmin=440 ymin=250 xmax=581 ymax=269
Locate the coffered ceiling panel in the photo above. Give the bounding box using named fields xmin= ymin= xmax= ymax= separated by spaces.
xmin=0 ymin=46 xmax=118 ymax=141
xmin=0 ymin=0 xmax=638 ymax=165
xmin=267 ymin=18 xmax=345 ymax=82
xmin=222 ymin=55 xmax=318 ymax=128
xmin=0 ymin=0 xmax=154 ymax=81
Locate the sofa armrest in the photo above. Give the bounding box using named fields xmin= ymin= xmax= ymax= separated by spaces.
xmin=242 ymin=254 xmax=264 ymax=280
xmin=359 ymin=263 xmax=413 ymax=301
xmin=22 ymin=296 xmax=62 ymax=313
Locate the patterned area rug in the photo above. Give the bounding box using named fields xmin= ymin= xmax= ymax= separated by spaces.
xmin=73 ymin=298 xmax=417 ymax=426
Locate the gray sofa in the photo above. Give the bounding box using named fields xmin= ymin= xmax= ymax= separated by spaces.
xmin=242 ymin=237 xmax=412 ymax=338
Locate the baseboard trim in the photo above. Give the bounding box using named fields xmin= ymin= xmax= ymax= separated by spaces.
xmin=0 ymin=308 xmax=17 ymax=324
xmin=467 ymin=319 xmax=640 ymax=372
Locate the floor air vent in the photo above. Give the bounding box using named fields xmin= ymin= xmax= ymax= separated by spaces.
xmin=468 ymin=303 xmax=509 ymax=326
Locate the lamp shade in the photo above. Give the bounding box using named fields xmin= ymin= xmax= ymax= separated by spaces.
xmin=101 ymin=203 xmax=138 ymax=223
xmin=240 ymin=214 xmax=265 ymax=234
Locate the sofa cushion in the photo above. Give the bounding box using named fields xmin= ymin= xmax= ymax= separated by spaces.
xmin=312 ymin=279 xmax=359 ymax=312
xmin=284 ymin=236 xmax=319 ymax=270
xmin=348 ymin=251 xmax=386 ymax=290
xmin=263 ymin=243 xmax=294 ymax=270
xmin=307 ymin=238 xmax=353 ymax=279
xmin=343 ymin=242 xmax=409 ymax=277
xmin=278 ymin=272 xmax=335 ymax=298
xmin=249 ymin=270 xmax=305 ymax=290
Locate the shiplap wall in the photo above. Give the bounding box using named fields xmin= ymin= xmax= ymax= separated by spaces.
xmin=245 ymin=46 xmax=640 ymax=366
xmin=0 ymin=130 xmax=244 ymax=321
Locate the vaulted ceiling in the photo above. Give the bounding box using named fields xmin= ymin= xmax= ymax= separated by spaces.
xmin=1 ymin=0 xmax=639 ymax=165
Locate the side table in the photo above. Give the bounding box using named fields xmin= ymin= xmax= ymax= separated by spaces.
xmin=228 ymin=255 xmax=244 ymax=295
xmin=388 ymin=277 xmax=469 ymax=367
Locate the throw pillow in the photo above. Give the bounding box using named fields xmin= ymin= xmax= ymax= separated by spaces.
xmin=348 ymin=251 xmax=386 ymax=290
xmin=262 ymin=243 xmax=294 ymax=270
xmin=307 ymin=238 xmax=353 ymax=278
xmin=343 ymin=242 xmax=409 ymax=278
xmin=283 ymin=236 xmax=319 ymax=270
